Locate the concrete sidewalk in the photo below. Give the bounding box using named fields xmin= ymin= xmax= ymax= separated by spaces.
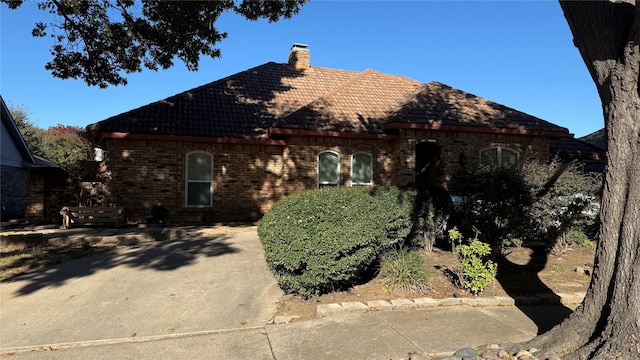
xmin=1 ymin=305 xmax=573 ymax=359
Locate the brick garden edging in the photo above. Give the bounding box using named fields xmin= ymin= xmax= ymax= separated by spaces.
xmin=317 ymin=293 xmax=586 ymax=318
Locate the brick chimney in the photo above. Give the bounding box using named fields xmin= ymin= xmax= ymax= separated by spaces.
xmin=288 ymin=43 xmax=310 ymax=70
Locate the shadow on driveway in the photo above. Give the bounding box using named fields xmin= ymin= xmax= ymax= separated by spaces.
xmin=8 ymin=230 xmax=239 ymax=297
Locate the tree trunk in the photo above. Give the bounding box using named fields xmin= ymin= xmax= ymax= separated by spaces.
xmin=522 ymin=1 xmax=640 ymax=359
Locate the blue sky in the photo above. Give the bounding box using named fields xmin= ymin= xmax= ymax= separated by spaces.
xmin=1 ymin=1 xmax=603 ymax=137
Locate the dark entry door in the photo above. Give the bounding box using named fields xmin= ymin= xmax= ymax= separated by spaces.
xmin=415 ymin=142 xmax=441 ymax=184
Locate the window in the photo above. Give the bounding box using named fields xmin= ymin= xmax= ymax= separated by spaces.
xmin=351 ymin=152 xmax=372 ymax=185
xmin=186 ymin=151 xmax=213 ymax=206
xmin=479 ymin=147 xmax=519 ymax=168
xmin=318 ymin=151 xmax=340 ymax=187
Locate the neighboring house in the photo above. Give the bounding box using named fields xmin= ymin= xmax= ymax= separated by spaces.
xmin=86 ymin=44 xmax=573 ymax=223
xmin=1 ymin=95 xmax=37 ymax=221
xmin=25 ymin=154 xmax=74 ymax=224
xmin=1 ymin=95 xmax=75 ymax=224
xmin=551 ymin=128 xmax=605 ymax=173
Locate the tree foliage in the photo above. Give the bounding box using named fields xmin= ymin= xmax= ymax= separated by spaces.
xmin=9 ymin=105 xmax=43 ymax=154
xmin=3 ymin=0 xmax=307 ymax=87
xmin=39 ymin=125 xmax=95 ymax=178
xmin=10 ymin=106 xmax=95 ymax=179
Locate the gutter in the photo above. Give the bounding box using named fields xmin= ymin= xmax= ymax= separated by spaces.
xmin=383 ymin=122 xmax=574 ymax=138
xmin=91 ymin=132 xmax=287 ymax=146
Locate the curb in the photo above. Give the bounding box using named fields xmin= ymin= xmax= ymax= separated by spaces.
xmin=317 ymin=292 xmax=586 ymax=318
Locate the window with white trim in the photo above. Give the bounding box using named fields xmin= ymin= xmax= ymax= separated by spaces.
xmin=318 ymin=151 xmax=340 ymax=188
xmin=186 ymin=151 xmax=213 ymax=207
xmin=479 ymin=147 xmax=519 ymax=168
xmin=351 ymin=152 xmax=372 ymax=185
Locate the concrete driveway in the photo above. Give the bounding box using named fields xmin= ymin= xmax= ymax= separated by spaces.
xmin=0 ymin=227 xmax=282 ymax=349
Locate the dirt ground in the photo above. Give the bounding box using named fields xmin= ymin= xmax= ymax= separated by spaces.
xmin=275 ymin=245 xmax=596 ymax=321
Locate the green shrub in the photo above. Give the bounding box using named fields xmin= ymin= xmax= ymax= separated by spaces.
xmin=369 ymin=186 xmax=416 ymax=244
xmin=451 ymin=166 xmax=532 ymax=252
xmin=565 ymin=228 xmax=596 ymax=249
xmin=523 ymin=159 xmax=601 ymax=252
xmin=370 ymin=185 xmax=451 ymax=251
xmin=258 ymin=187 xmax=391 ymax=298
xmin=450 ymin=159 xmax=601 ymax=254
xmin=449 ymin=228 xmax=498 ymax=294
xmin=380 ymin=247 xmax=429 ymax=293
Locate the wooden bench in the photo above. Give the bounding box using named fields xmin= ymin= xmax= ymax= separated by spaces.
xmin=60 ymin=206 xmax=124 ymax=229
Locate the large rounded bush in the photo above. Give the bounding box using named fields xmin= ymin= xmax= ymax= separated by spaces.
xmin=258 ymin=187 xmax=391 ymax=298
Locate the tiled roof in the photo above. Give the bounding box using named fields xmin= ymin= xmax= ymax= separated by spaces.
xmin=88 ymin=62 xmax=357 ymax=139
xmin=88 ymin=63 xmax=570 ymax=139
xmin=385 ymin=82 xmax=570 ymax=134
xmin=271 ymin=69 xmax=423 ymax=134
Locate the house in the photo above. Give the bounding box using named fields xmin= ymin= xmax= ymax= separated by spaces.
xmin=1 ymin=95 xmax=37 ymax=221
xmin=86 ymin=44 xmax=573 ymax=223
xmin=1 ymin=95 xmax=74 ymax=224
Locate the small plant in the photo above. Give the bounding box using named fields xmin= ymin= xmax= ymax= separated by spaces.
xmin=449 ymin=228 xmax=497 ymax=295
xmin=448 ymin=227 xmax=464 ymax=252
xmin=380 ymin=246 xmax=429 ymax=293
xmin=565 ymin=229 xmax=596 ymax=249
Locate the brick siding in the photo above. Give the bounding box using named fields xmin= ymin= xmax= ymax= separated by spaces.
xmin=1 ymin=165 xmax=28 ymax=220
xmin=101 ymin=131 xmax=551 ymax=223
xmin=25 ymin=169 xmax=76 ymax=224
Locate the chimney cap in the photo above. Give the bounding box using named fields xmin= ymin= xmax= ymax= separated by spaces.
xmin=291 ymin=43 xmax=309 ymax=50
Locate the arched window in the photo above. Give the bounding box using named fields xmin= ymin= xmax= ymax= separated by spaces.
xmin=479 ymin=147 xmax=519 ymax=168
xmin=317 ymin=151 xmax=340 ymax=188
xmin=351 ymin=152 xmax=372 ymax=185
xmin=186 ymin=151 xmax=213 ymax=207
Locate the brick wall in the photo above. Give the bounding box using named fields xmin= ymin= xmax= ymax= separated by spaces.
xmin=398 ymin=129 xmax=551 ymax=188
xmin=103 ymin=137 xmax=400 ymax=223
xmin=1 ymin=165 xmax=28 ymax=220
xmin=102 ymin=131 xmax=552 ymax=223
xmin=25 ymin=168 xmax=75 ymax=224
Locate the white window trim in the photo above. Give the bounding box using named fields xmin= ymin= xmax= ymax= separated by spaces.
xmin=351 ymin=151 xmax=373 ymax=186
xmin=479 ymin=146 xmax=519 ymax=168
xmin=185 ymin=151 xmax=213 ymax=207
xmin=317 ymin=150 xmax=340 ymax=188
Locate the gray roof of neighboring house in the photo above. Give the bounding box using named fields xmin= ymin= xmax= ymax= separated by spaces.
xmin=87 ymin=62 xmax=571 ymax=140
xmin=579 ymin=128 xmax=605 ymax=149
xmin=551 ymin=137 xmax=605 ymax=161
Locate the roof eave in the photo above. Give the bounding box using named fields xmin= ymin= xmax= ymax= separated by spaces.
xmin=269 ymin=128 xmax=399 ymax=141
xmin=94 ymin=132 xmax=287 ymax=146
xmin=383 ymin=122 xmax=573 ymax=138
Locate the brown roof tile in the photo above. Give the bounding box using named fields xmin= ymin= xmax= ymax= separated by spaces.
xmin=88 ymin=63 xmax=570 ymax=139
xmin=88 ymin=62 xmax=357 ymax=139
xmin=385 ymin=82 xmax=570 ymax=134
xmin=272 ymin=69 xmax=423 ymax=133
